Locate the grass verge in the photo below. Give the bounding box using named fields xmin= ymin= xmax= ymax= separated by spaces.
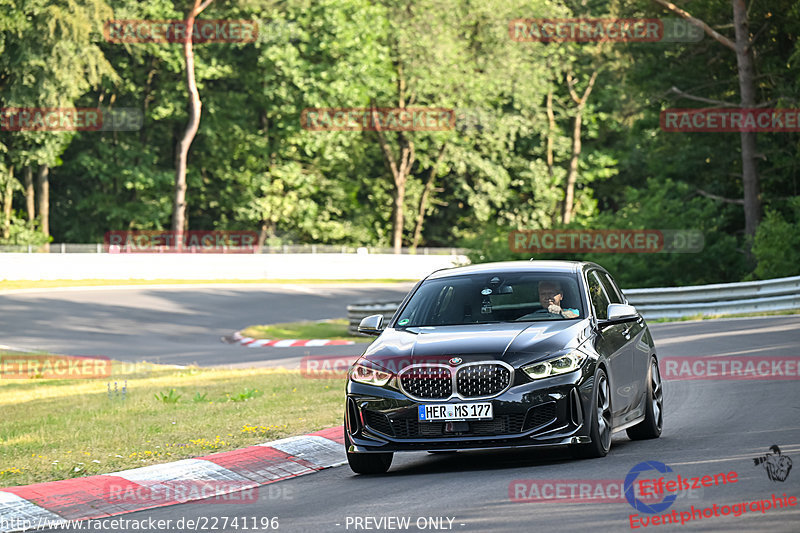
xmin=0 ymin=356 xmax=344 ymax=487
xmin=648 ymin=308 xmax=800 ymax=323
xmin=240 ymin=319 xmax=372 ymax=343
xmin=0 ymin=279 xmax=414 ymax=291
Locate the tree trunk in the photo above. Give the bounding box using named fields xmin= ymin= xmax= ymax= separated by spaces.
xmin=2 ymin=166 xmax=13 ymax=240
xmin=24 ymin=166 xmax=35 ymax=221
xmin=732 ymin=0 xmax=760 ymax=237
xmin=37 ymin=165 xmax=50 ymax=250
xmin=651 ymin=0 xmax=761 ymax=237
xmin=546 ymin=88 xmax=555 ymax=179
xmin=372 ymin=103 xmax=415 ymax=254
xmin=257 ymin=220 xmax=273 ymax=252
xmin=411 ymin=144 xmax=447 ymax=251
xmin=172 ymin=0 xmax=213 ymax=244
xmin=562 ymin=71 xmax=597 ymax=225
xmin=392 ymin=181 xmax=406 ymax=253
xmin=562 ymin=116 xmax=581 ymax=225
xmin=371 ymin=67 xmax=416 ymax=254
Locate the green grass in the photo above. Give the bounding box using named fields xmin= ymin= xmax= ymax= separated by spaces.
xmin=241 ymin=319 xmax=372 ymax=342
xmin=247 ymin=311 xmax=800 ymax=337
xmin=0 ymin=356 xmax=345 ymax=487
xmin=649 ymin=308 xmax=800 ymax=323
xmin=0 ymin=279 xmax=414 ymax=291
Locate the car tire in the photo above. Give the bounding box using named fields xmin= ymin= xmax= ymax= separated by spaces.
xmin=626 ymin=357 xmax=663 ymax=440
xmin=571 ymin=367 xmax=612 ymax=459
xmin=344 ymin=429 xmax=393 ymax=474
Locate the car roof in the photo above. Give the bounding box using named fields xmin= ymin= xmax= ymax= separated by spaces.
xmin=426 ymin=260 xmax=599 ymax=280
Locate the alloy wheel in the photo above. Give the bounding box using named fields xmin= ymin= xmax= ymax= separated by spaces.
xmin=596 ymin=373 xmax=612 ymax=451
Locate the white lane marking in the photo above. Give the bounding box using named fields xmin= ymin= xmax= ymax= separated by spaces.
xmin=272 ymin=340 xmax=299 ymax=347
xmin=304 ymin=339 xmax=329 ymax=347
xmin=654 ymin=322 xmax=800 ymax=346
xmin=0 ymin=491 xmax=64 ymax=532
xmin=103 ymin=459 xmax=255 ymax=503
xmin=248 ymin=339 xmax=272 ymax=347
xmin=267 ymin=436 xmax=346 ymax=469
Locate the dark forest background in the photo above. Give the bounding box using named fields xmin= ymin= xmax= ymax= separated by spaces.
xmin=1 ymin=0 xmax=799 ymax=287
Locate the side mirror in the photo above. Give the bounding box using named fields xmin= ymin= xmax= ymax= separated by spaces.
xmin=357 ymin=314 xmax=385 ymax=336
xmin=598 ymin=303 xmax=639 ymax=328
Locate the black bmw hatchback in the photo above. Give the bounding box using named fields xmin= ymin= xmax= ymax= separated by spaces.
xmin=344 ymin=260 xmax=663 ymax=474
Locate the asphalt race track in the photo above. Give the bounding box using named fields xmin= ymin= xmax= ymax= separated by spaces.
xmin=2 ymin=286 xmax=799 ymax=532
xmin=0 ymin=284 xmax=413 ymax=367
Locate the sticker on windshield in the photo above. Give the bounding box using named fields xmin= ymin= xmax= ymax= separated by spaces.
xmin=481 ymin=288 xmax=492 ymax=295
xmin=398 ymin=318 xmax=410 ymax=326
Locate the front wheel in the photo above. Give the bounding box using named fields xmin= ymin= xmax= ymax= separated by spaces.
xmin=627 ymin=357 xmax=663 ymax=440
xmin=571 ymin=368 xmax=612 ymax=459
xmin=344 ymin=429 xmax=393 ymax=474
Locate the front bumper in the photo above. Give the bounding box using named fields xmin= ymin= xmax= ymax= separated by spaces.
xmin=345 ymin=363 xmax=596 ymax=453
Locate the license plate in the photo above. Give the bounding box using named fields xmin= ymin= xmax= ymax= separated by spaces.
xmin=418 ymin=402 xmax=493 ymax=422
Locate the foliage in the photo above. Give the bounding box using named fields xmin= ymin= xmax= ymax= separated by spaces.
xmin=0 ymin=215 xmax=50 ymax=246
xmin=0 ymin=0 xmax=797 ymax=285
xmin=751 ymin=198 xmax=800 ymax=280
xmin=154 ymin=389 xmax=181 ymax=404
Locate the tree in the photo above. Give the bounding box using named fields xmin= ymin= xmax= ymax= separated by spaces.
xmin=651 ymin=0 xmax=761 ymax=238
xmin=172 ymin=0 xmax=214 ymax=240
xmin=562 ymin=69 xmax=598 ymax=224
xmin=0 ymin=0 xmax=116 ymax=245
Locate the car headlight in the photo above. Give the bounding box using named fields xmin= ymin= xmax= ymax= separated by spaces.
xmin=522 ymin=350 xmax=588 ymax=380
xmin=349 ymin=363 xmax=393 ymax=386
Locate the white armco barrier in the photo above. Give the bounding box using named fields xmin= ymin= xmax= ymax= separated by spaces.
xmin=0 ymin=253 xmax=468 ymax=281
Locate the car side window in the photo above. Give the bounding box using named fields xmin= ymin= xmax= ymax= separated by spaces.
xmin=587 ymin=271 xmax=611 ymax=319
xmin=598 ymin=272 xmax=623 ymax=304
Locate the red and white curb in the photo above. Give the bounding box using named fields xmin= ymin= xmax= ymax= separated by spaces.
xmin=227 ymin=331 xmax=355 ymax=347
xmin=0 ymin=427 xmax=345 ymax=532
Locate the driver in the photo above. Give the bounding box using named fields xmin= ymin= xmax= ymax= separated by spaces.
xmin=537 ymin=280 xmax=579 ymax=319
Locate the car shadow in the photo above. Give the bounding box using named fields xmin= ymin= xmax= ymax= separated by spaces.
xmin=383 ymin=435 xmax=637 ymax=477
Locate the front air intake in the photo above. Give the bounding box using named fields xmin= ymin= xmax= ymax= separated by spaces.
xmin=346 ymin=397 xmax=360 ymax=434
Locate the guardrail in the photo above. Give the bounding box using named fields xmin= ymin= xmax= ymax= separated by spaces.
xmin=622 ymin=275 xmax=800 ymax=319
xmin=347 ymin=302 xmax=406 ymax=336
xmin=346 ymin=275 xmax=800 ymax=331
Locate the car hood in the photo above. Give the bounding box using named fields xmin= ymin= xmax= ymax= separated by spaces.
xmin=360 ymin=319 xmax=592 ymax=370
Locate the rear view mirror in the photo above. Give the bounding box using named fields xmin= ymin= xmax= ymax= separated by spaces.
xmin=357 ymin=314 xmax=384 ymax=336
xmin=598 ymin=303 xmax=639 ymax=328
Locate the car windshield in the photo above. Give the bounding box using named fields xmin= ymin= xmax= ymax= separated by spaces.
xmin=394 ymin=273 xmax=584 ymax=327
